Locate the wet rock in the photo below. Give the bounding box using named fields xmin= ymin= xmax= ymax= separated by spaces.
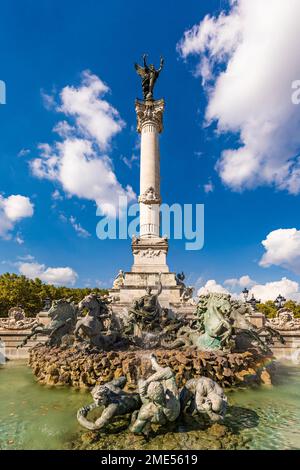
xmin=260 ymin=368 xmax=272 ymax=385
xmin=29 ymin=345 xmax=275 ymax=390
xmin=58 ymin=371 xmax=70 ymax=385
xmin=72 ymin=423 xmax=242 ymax=451
xmin=208 ymin=423 xmax=227 ymax=438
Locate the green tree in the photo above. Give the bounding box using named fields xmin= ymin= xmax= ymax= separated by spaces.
xmin=0 ymin=273 xmax=108 ymax=317
xmin=257 ymin=300 xmax=277 ymax=318
xmin=283 ymin=300 xmax=300 ymax=318
xmin=257 ymin=299 xmax=300 ymax=318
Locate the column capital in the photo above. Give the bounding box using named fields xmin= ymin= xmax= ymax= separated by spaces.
xmin=135 ymin=98 xmax=165 ymax=133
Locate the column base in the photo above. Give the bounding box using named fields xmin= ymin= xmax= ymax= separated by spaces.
xmin=109 ymin=271 xmax=182 ymax=307
xmin=131 ymin=236 xmax=169 ymax=273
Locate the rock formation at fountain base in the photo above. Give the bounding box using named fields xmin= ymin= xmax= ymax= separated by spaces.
xmin=29 ymin=345 xmax=275 ymax=390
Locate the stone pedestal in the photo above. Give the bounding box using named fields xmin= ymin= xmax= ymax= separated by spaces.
xmin=131 ymin=236 xmax=169 ymax=273
xmin=37 ymin=310 xmax=51 ymax=326
xmin=249 ymin=312 xmax=265 ymax=329
xmin=0 ymin=328 xmax=48 ymax=359
xmin=110 ymin=271 xmax=183 ymax=308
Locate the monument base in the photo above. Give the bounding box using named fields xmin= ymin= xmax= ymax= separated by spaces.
xmin=131 ymin=237 xmax=169 ymax=273
xmin=110 ymin=271 xmax=183 ymax=308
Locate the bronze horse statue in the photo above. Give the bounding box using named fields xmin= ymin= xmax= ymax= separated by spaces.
xmin=19 ymin=299 xmax=78 ymax=348
xmin=74 ymin=293 xmax=119 ymax=349
xmin=195 ymin=293 xmax=233 ymax=350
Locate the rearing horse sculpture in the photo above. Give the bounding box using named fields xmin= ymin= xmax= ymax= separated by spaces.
xmin=161 ymin=293 xmax=233 ymax=351
xmin=74 ymin=293 xmax=112 ymax=348
xmin=195 ymin=293 xmax=233 ymax=350
xmin=19 ymin=299 xmax=78 ymax=348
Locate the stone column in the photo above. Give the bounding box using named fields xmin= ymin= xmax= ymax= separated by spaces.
xmin=131 ymin=98 xmax=169 ymax=273
xmin=136 ymin=98 xmax=164 ymax=238
xmin=109 ymin=95 xmax=184 ymax=306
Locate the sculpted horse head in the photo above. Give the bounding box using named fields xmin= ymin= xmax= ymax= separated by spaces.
xmin=198 ymin=293 xmax=231 ymax=323
xmin=75 ymin=294 xmax=115 ymax=349
xmin=196 ymin=293 xmax=233 ymax=349
xmin=207 ymin=293 xmax=231 ymax=317
xmin=78 ymin=293 xmax=106 ymax=318
xmin=48 ymin=298 xmax=77 ymax=323
xmin=18 ymin=298 xmax=78 ymax=349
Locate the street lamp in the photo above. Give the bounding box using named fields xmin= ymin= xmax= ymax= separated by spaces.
xmin=248 ymin=294 xmax=260 ymax=311
xmin=242 ymin=287 xmax=249 ymax=302
xmin=241 ymin=288 xmax=260 ymax=311
xmin=274 ymin=294 xmax=286 ymax=310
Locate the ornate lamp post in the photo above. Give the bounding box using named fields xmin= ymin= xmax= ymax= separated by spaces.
xmin=248 ymin=294 xmax=260 ymax=311
xmin=242 ymin=287 xmax=249 ymax=302
xmin=241 ymin=288 xmax=260 ymax=311
xmin=274 ymin=294 xmax=286 ymax=310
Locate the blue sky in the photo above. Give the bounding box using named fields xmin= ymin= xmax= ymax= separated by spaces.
xmin=1 ymin=0 xmax=300 ymax=300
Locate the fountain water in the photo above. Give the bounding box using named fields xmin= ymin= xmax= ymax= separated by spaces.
xmin=2 ymin=360 xmax=300 ymax=450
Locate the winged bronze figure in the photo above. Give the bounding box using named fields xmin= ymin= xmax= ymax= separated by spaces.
xmin=135 ymin=54 xmax=164 ymax=100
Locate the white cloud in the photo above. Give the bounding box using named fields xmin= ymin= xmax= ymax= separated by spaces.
xmin=197 ymin=279 xmax=230 ymax=296
xmin=53 ymin=120 xmax=75 ymax=138
xmin=2 ymin=195 xmax=34 ymax=221
xmin=58 ymin=70 xmax=124 ymax=150
xmin=41 ymin=89 xmax=56 ymax=110
xmin=18 ymin=148 xmax=30 ymax=157
xmin=58 ymin=211 xmax=91 ymax=238
xmin=203 ymin=180 xmax=214 ymax=193
xmin=51 ymin=189 xmax=63 ymax=201
xmin=250 ymin=277 xmax=300 ymax=303
xmin=32 ymin=138 xmax=135 ymax=217
xmin=15 ymin=233 xmax=24 ymax=245
xmin=178 ymin=0 xmax=300 ymax=194
xmin=197 ymin=275 xmax=300 ymax=302
xmin=121 ymin=154 xmax=139 ymax=169
xmin=31 ymin=143 xmax=58 ymax=180
xmin=69 ymin=215 xmax=90 ymax=238
xmin=17 ymin=254 xmax=35 ymax=261
xmin=19 ymin=261 xmax=78 ymax=286
xmin=59 ymin=212 xmax=68 ymax=223
xmin=0 ymin=213 xmax=14 ymax=240
xmin=259 ymin=228 xmax=300 ymax=274
xmin=31 ymin=71 xmax=135 ymax=217
xmin=0 ymin=195 xmax=34 ymax=239
xmin=225 ymin=275 xmax=255 ymax=288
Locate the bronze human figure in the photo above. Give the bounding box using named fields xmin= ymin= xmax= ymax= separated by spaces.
xmin=135 ymin=54 xmax=164 ymax=100
xmin=127 ymin=273 xmax=163 ymax=332
xmin=180 ymin=377 xmax=228 ymax=422
xmin=77 ymin=377 xmax=141 ymax=431
xmin=130 ymin=354 xmax=180 ymax=436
